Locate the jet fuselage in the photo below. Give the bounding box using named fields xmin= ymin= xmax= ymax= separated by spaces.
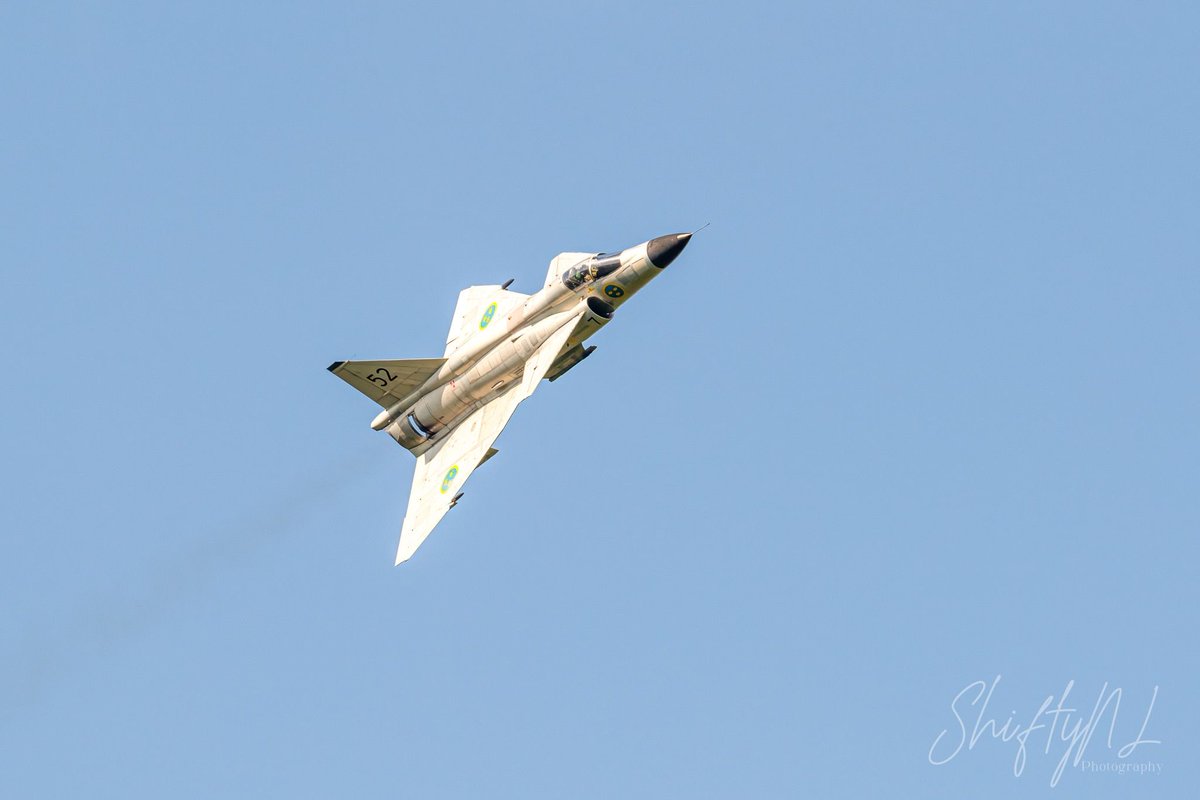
xmin=376 ymin=233 xmax=691 ymax=453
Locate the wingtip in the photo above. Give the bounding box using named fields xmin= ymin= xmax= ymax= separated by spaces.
xmin=327 ymin=361 xmax=345 ymax=373
xmin=394 ymin=541 xmax=416 ymax=566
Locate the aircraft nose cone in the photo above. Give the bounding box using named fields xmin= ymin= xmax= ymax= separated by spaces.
xmin=646 ymin=232 xmax=692 ymax=268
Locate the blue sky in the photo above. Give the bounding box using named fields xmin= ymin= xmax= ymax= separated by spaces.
xmin=2 ymin=2 xmax=1196 ymax=797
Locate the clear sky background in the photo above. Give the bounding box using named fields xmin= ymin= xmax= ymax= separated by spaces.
xmin=2 ymin=2 xmax=1196 ymax=797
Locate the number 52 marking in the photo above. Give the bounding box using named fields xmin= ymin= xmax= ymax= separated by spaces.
xmin=367 ymin=367 xmax=397 ymax=388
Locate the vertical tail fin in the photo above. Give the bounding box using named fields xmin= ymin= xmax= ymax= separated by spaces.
xmin=327 ymin=358 xmax=446 ymax=407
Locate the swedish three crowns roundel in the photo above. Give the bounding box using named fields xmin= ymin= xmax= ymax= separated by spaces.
xmin=440 ymin=465 xmax=459 ymax=494
xmin=479 ymin=302 xmax=497 ymax=329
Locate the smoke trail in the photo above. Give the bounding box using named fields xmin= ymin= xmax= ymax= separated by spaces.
xmin=2 ymin=446 xmax=389 ymax=718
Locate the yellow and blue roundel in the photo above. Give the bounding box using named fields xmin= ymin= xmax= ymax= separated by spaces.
xmin=603 ymin=284 xmax=624 ymax=299
xmin=440 ymin=465 xmax=459 ymax=494
xmin=479 ymin=302 xmax=497 ymax=329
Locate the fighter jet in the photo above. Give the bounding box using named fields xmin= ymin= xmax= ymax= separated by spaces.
xmin=329 ymin=232 xmax=693 ymax=564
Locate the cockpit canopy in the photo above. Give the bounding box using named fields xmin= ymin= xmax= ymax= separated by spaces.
xmin=562 ymin=252 xmax=621 ymax=290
